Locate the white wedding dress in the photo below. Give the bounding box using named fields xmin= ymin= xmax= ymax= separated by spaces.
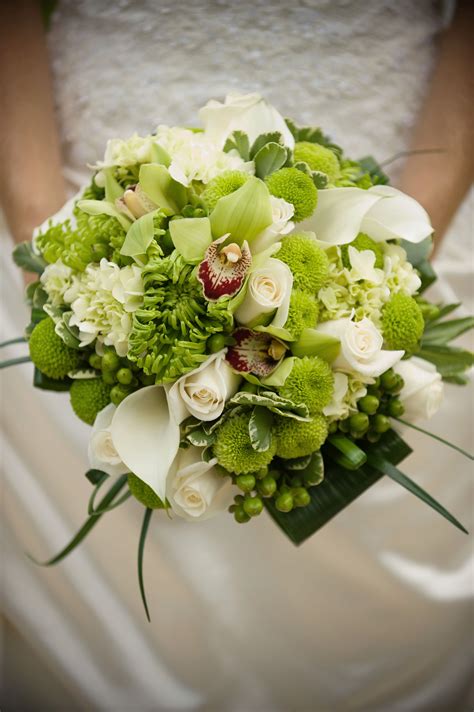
xmin=1 ymin=1 xmax=473 ymax=710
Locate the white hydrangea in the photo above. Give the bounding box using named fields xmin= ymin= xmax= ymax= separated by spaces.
xmin=383 ymin=244 xmax=422 ymax=295
xmin=323 ymin=372 xmax=369 ymax=422
xmin=154 ymin=125 xmax=252 ymax=186
xmin=96 ymin=133 xmax=158 ymax=168
xmin=63 ymin=259 xmax=144 ymax=356
xmin=40 ymin=260 xmax=75 ymax=307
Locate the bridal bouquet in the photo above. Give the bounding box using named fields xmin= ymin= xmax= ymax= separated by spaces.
xmin=7 ymin=93 xmax=472 ymax=618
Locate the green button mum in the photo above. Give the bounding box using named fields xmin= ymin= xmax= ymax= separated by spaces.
xmin=265 ymin=167 xmax=317 ymax=222
xmin=284 ymin=290 xmax=319 ymax=339
xmin=278 ymin=356 xmax=334 ymax=415
xmin=293 ymin=142 xmax=340 ymax=183
xmin=201 ymin=170 xmax=250 ymax=212
xmin=381 ymin=292 xmax=424 ymax=352
xmin=213 ymin=412 xmax=277 ymax=475
xmin=274 ymin=414 xmax=329 ymax=459
xmin=276 ymin=233 xmax=329 ymax=294
xmin=70 ymin=378 xmax=112 ymax=425
xmin=29 ymin=317 xmax=81 ymax=379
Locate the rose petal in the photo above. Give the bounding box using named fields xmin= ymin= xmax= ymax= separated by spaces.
xmin=198 ymin=237 xmax=251 ymax=300
xmin=88 ymin=403 xmax=128 ymax=477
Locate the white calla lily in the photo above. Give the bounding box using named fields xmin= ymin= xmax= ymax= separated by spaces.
xmin=88 ymin=403 xmax=128 ymax=477
xmin=109 ymin=386 xmax=180 ymax=500
xmin=167 ymin=447 xmax=235 ymax=522
xmin=300 ymin=185 xmax=433 ymax=246
xmin=235 ymin=258 xmax=293 ymax=328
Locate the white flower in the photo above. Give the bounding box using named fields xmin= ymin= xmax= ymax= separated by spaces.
xmin=394 ymin=357 xmax=444 ymax=421
xmin=167 ymin=351 xmax=240 ymax=423
xmin=317 ymin=317 xmax=404 ymax=379
xmin=300 ymin=185 xmax=433 ymax=245
xmin=154 ymin=125 xmax=250 ymax=187
xmin=199 ymin=92 xmax=295 ymax=150
xmin=96 ymin=133 xmax=158 ymax=168
xmin=167 ymin=447 xmax=234 ymax=522
xmin=40 ymin=260 xmax=74 ymax=307
xmin=64 ymin=258 xmax=143 ymax=356
xmin=235 ymin=258 xmax=293 ymax=327
xmin=88 ymin=403 xmax=128 ymax=477
xmin=383 ymin=244 xmax=422 ymax=295
xmin=251 ymin=197 xmax=295 ymax=253
xmin=323 ymin=372 xmax=368 ymax=420
xmin=346 ymin=246 xmax=384 ymax=285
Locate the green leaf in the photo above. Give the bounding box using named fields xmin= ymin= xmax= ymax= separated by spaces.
xmin=250 ymin=132 xmax=284 ymax=159
xmin=54 ymin=312 xmax=81 ymax=349
xmin=422 ymin=316 xmax=474 ymax=346
xmin=393 ymin=417 xmax=473 ymax=461
xmin=138 ymin=508 xmax=153 ymax=622
xmin=249 ymin=406 xmax=273 ymax=451
xmin=85 ymin=469 xmax=109 ymax=486
xmin=149 ymin=142 xmax=171 ymax=167
xmin=88 ymin=477 xmax=131 ymax=515
xmin=290 ymin=328 xmax=340 ymax=362
xmin=209 ymin=177 xmax=273 ymax=246
xmin=357 ymin=155 xmax=390 ymax=185
xmin=254 ymin=142 xmax=287 ymax=179
xmin=265 ymin=430 xmax=412 ymax=545
xmin=0 ymin=356 xmax=31 ymax=370
xmin=224 ymin=131 xmax=250 ymax=161
xmin=261 ymin=357 xmax=296 ymax=387
xmin=120 ymin=210 xmax=157 ymax=257
xmin=282 ymin=454 xmax=312 ymax=471
xmin=312 ymin=171 xmax=329 ymax=189
xmin=326 ymin=433 xmax=367 ymax=470
xmin=29 ymin=475 xmax=129 ymax=566
xmin=186 ymin=428 xmax=216 ymax=447
xmin=300 ymin=451 xmax=325 ymax=485
xmin=433 ymin=303 xmax=460 ymax=321
xmin=139 ymin=163 xmax=187 ymax=216
xmin=230 ymin=391 xmax=309 ymax=420
xmin=103 ymin=168 xmax=125 ymax=202
xmin=169 ymin=217 xmax=213 ymax=263
xmin=33 ymin=367 xmax=71 ymax=391
xmin=254 ymin=324 xmax=295 ymax=342
xmin=400 ymin=237 xmax=436 ymax=292
xmin=417 ymin=344 xmax=474 ymax=378
xmin=367 ymin=453 xmax=468 ymax=534
xmin=12 ymin=242 xmax=47 ymax=274
xmin=77 ymin=199 xmax=132 ymax=231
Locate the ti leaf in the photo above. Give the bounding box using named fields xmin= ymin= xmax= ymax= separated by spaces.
xmin=249 ymin=406 xmax=273 ymax=452
xmin=13 ymin=242 xmax=47 ymax=274
xmin=34 ymin=367 xmax=71 ymax=391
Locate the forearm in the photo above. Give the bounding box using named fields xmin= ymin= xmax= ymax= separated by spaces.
xmin=0 ymin=0 xmax=66 ymax=246
xmin=398 ymin=1 xmax=474 ymax=248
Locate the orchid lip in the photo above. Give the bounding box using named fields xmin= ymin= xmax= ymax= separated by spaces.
xmin=225 ymin=327 xmax=286 ymax=377
xmin=197 ymin=236 xmax=251 ymax=301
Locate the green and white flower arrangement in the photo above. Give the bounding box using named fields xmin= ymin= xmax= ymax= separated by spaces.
xmin=6 ymin=93 xmax=473 ymax=619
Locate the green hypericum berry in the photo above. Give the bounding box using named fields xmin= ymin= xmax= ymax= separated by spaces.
xmin=293 ymin=142 xmax=340 ymax=183
xmin=101 ymin=350 xmax=120 ymax=372
xmin=265 ymin=167 xmax=318 ymax=222
xmin=328 ymin=421 xmax=338 ymax=434
xmin=140 ymin=373 xmax=156 ymax=386
xmin=213 ymin=413 xmax=277 ymax=474
xmin=349 ymin=412 xmax=370 ymax=433
xmin=380 ymin=369 xmax=398 ymax=391
xmin=70 ymin=378 xmax=111 ymax=425
xmin=234 ymin=494 xmax=245 ymax=505
xmin=276 ymin=233 xmax=329 ymax=293
xmin=243 ymin=496 xmax=264 ymax=517
xmin=116 ymin=367 xmax=133 ymax=385
xmin=290 ymin=475 xmax=303 ymax=487
xmin=236 ymin=474 xmax=256 ymax=493
xmin=358 ymin=395 xmax=380 ymax=415
xmin=275 ymin=492 xmax=294 ymax=512
xmin=366 ymin=430 xmax=381 ymax=443
xmin=372 ymin=414 xmax=391 ymax=434
xmin=102 ymin=370 xmax=117 ymax=385
xmin=292 ymin=487 xmax=311 ymax=508
xmin=389 ymin=375 xmax=404 ymax=395
xmin=110 ymin=384 xmax=132 ymax=406
xmin=128 ymin=474 xmax=165 ymax=509
xmin=279 ymin=356 xmax=334 ymax=415
xmin=341 ymin=233 xmax=384 ymax=270
xmin=234 ymin=504 xmax=251 ymax=523
xmin=207 ymin=333 xmax=228 ymax=353
xmin=257 ymin=476 xmax=277 ymax=498
xmin=29 ymin=317 xmax=81 ymax=380
xmin=381 ymin=293 xmax=424 ymax=352
xmin=388 ymin=398 xmax=405 ymax=417
xmin=202 ymin=170 xmax=250 ymax=212
xmin=338 ymin=419 xmax=350 ymax=433
xmin=274 ymin=414 xmax=329 ymax=459
xmin=88 ymin=353 xmax=103 ymax=370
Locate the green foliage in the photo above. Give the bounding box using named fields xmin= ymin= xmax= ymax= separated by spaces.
xmin=293 ymin=142 xmax=340 ymax=183
xmin=265 ymin=168 xmax=318 ymax=222
xmin=382 ymin=293 xmax=424 ymax=351
xmin=276 ymin=233 xmax=329 ymax=293
xmin=213 ymin=412 xmax=277 ymax=474
xmin=254 ymin=142 xmax=288 ymax=179
xmin=278 ymin=356 xmax=334 ymax=415
xmin=69 ymin=378 xmax=111 ymax=425
xmin=12 ymin=242 xmax=47 ymax=274
xmin=341 ymin=233 xmax=384 ymax=269
xmin=202 ymin=170 xmax=250 ymax=211
xmin=284 ymin=290 xmax=319 ymax=339
xmin=274 ymin=414 xmax=328 ymax=459
xmin=128 ymin=474 xmax=166 ymax=509
xmin=29 ymin=317 xmax=81 ymax=379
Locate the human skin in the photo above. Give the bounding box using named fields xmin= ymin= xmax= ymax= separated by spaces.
xmin=0 ymin=1 xmax=472 ymax=272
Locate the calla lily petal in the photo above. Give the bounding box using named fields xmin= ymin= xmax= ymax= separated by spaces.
xmin=361 ymin=186 xmax=433 ymax=244
xmin=110 ymin=385 xmax=180 ymax=500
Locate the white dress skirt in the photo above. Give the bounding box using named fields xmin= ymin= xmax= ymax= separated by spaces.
xmin=1 ymin=1 xmax=472 ymax=710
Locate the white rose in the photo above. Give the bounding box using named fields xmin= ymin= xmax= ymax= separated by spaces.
xmin=88 ymin=403 xmax=128 ymax=477
xmin=167 ymin=351 xmax=240 ymax=424
xmin=394 ymin=357 xmax=444 ymax=421
xmin=167 ymin=447 xmax=235 ymax=521
xmin=235 ymin=258 xmax=293 ymax=327
xmin=251 ymin=197 xmax=295 ymax=254
xmin=317 ymin=317 xmax=404 ymax=379
xmin=300 ymin=185 xmax=433 ymax=246
xmin=199 ymin=92 xmax=295 ymax=150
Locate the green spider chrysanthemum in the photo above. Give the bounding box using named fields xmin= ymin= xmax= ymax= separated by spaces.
xmin=274 ymin=414 xmax=328 ymax=459
xmin=128 ymin=251 xmax=233 ymax=383
xmin=128 ymin=474 xmax=166 ymax=509
xmin=213 ymin=412 xmax=277 ymax=474
xmin=341 ymin=233 xmax=384 ymax=270
xmin=70 ymin=378 xmax=111 ymax=425
xmin=293 ymin=142 xmax=340 ymax=183
xmin=202 ymin=170 xmax=251 ymax=212
xmin=284 ymin=290 xmax=319 ymax=339
xmin=381 ymin=293 xmax=424 ymax=352
xmin=278 ymin=356 xmax=334 ymax=415
xmin=276 ymin=233 xmax=329 ymax=294
xmin=265 ymin=167 xmax=317 ymax=222
xmin=29 ymin=317 xmax=82 ymax=379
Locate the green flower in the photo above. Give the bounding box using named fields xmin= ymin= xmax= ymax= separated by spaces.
xmin=276 ymin=233 xmax=329 ymax=293
xmin=265 ymin=168 xmax=317 ymax=222
xmin=213 ymin=412 xmax=277 ymax=474
xmin=128 ymin=251 xmax=233 ymax=383
xmin=381 ymin=293 xmax=424 ymax=352
xmin=29 ymin=317 xmax=81 ymax=379
xmin=202 ymin=170 xmax=250 ymax=212
xmin=128 ymin=474 xmax=166 ymax=509
xmin=341 ymin=233 xmax=384 ymax=270
xmin=70 ymin=378 xmax=111 ymax=425
xmin=293 ymin=142 xmax=340 ymax=183
xmin=284 ymin=290 xmax=319 ymax=339
xmin=274 ymin=414 xmax=328 ymax=459
xmin=278 ymin=356 xmax=334 ymax=414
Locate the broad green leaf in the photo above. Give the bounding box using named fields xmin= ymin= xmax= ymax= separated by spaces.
xmin=367 ymin=453 xmax=468 ymax=534
xmin=139 ymin=163 xmax=187 ymax=215
xmin=249 ymin=406 xmax=273 ymax=451
xmin=326 ymin=433 xmax=367 ymax=470
xmin=290 ymin=328 xmax=340 ymax=362
xmin=33 ymin=367 xmax=71 ymax=391
xmin=224 ymin=131 xmax=250 ymax=161
xmin=85 ymin=469 xmax=109 ymax=486
xmin=169 ymin=217 xmax=213 ymax=263
xmin=103 ymin=168 xmax=125 ymax=202
xmin=357 ymin=155 xmax=390 ymax=185
xmin=138 ymin=508 xmax=153 ymax=621
xmin=422 ymin=316 xmax=474 ymax=346
xmin=418 ymin=344 xmax=474 ymax=378
xmin=12 ymin=242 xmax=47 ymax=274
xmin=210 ymin=177 xmax=273 ymax=245
xmin=254 ymin=142 xmax=287 ymax=179
xmin=77 ymin=199 xmax=132 ymax=230
xmin=120 ymin=211 xmax=156 ymax=257
xmin=250 ymin=132 xmax=284 ymax=159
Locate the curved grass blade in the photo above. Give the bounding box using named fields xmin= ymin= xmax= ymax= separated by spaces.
xmin=29 ymin=474 xmax=128 ymax=566
xmin=394 ymin=417 xmax=473 ymax=460
xmin=367 ymin=453 xmax=468 ymax=534
xmin=138 ymin=508 xmax=153 ymax=622
xmin=88 ymin=476 xmax=131 ymax=515
xmin=0 ymin=337 xmax=26 ymax=348
xmin=0 ymin=356 xmax=31 ymax=369
xmin=327 ymin=433 xmax=367 ymax=470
